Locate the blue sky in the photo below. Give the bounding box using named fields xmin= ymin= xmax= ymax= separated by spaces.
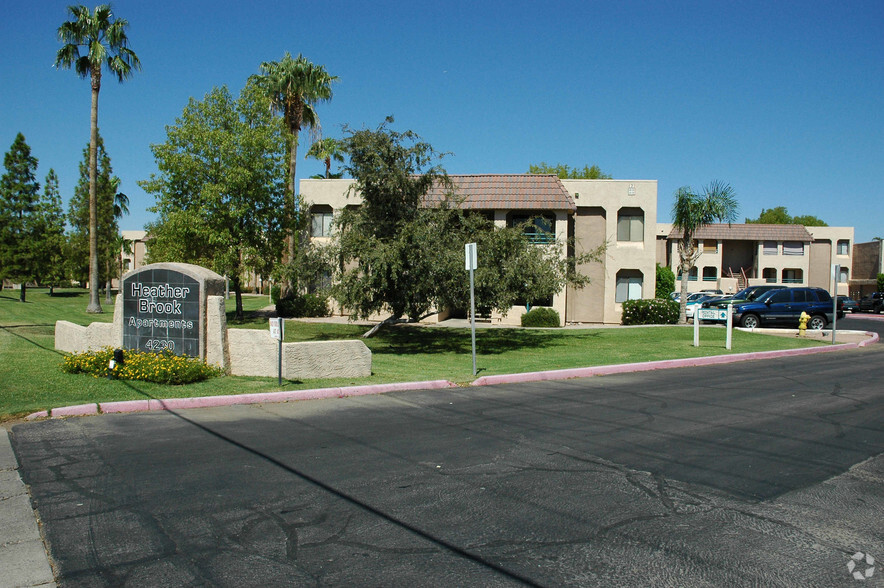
xmin=3 ymin=1 xmax=882 ymax=241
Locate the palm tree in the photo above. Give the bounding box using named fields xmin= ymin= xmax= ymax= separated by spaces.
xmin=306 ymin=137 xmax=346 ymax=179
xmin=672 ymin=180 xmax=738 ymax=323
xmin=255 ymin=53 xmax=337 ymax=293
xmin=55 ymin=4 xmax=140 ymax=313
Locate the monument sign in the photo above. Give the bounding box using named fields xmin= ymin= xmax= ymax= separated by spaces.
xmin=121 ymin=263 xmax=225 ymax=359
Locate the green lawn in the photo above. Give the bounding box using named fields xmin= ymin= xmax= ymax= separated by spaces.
xmin=0 ymin=287 xmax=825 ymax=421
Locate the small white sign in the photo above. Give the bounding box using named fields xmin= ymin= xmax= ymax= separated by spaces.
xmin=465 ymin=242 xmax=477 ymax=271
xmin=698 ymin=308 xmax=729 ymax=321
xmin=269 ymin=318 xmax=282 ymax=340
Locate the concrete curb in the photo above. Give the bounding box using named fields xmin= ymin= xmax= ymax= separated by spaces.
xmin=35 ymin=380 xmax=458 ymax=419
xmin=25 ymin=331 xmax=878 ymax=420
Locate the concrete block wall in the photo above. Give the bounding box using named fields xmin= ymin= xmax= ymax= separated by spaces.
xmin=227 ymin=328 xmax=371 ymax=379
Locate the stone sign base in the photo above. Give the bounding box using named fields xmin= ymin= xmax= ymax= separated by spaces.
xmin=55 ymin=294 xmax=371 ymax=380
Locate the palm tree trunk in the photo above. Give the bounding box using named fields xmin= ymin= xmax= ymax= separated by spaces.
xmin=87 ymin=71 xmax=103 ymax=313
xmin=280 ymin=127 xmax=300 ymax=300
xmin=678 ymin=235 xmax=692 ymax=324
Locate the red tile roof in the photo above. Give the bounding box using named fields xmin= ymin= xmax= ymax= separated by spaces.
xmin=667 ymin=223 xmax=814 ymax=241
xmin=423 ymin=174 xmax=576 ymax=212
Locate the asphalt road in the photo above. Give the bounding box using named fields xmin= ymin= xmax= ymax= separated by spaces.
xmin=11 ymin=347 xmax=884 ymax=587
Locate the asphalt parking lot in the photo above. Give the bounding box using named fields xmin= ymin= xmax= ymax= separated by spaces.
xmin=10 ymin=347 xmax=884 ymax=587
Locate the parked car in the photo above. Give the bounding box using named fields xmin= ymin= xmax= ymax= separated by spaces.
xmin=685 ymin=294 xmax=726 ymax=321
xmin=836 ymin=295 xmax=858 ymax=313
xmin=671 ymin=288 xmax=724 ymax=303
xmin=698 ymin=285 xmax=787 ymax=323
xmin=858 ymin=292 xmax=884 ymax=314
xmin=731 ymin=287 xmax=835 ymax=330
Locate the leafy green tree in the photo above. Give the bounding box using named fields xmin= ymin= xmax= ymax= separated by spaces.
xmin=140 ymin=81 xmax=288 ymax=320
xmin=790 ymin=214 xmax=828 ymax=227
xmin=67 ymin=135 xmax=124 ymax=292
xmin=672 ymin=181 xmax=738 ymax=323
xmin=0 ymin=134 xmax=41 ymax=301
xmin=254 ymin=53 xmax=338 ymax=285
xmin=655 ymin=263 xmax=676 ymax=299
xmin=33 ymin=169 xmax=68 ymax=294
xmin=335 ymin=118 xmax=602 ymax=337
xmin=745 ymin=206 xmax=827 ymax=226
xmin=877 ymin=273 xmax=884 ymax=292
xmin=55 ymin=4 xmax=140 ymax=313
xmin=306 ymin=137 xmax=346 ymax=179
xmin=528 ymin=162 xmax=612 ymax=179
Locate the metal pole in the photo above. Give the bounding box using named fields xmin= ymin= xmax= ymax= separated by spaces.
xmin=832 ymin=264 xmax=839 ymax=345
xmin=278 ymin=319 xmax=284 ymax=386
xmin=693 ymin=309 xmax=700 ymax=347
xmin=470 ymin=266 xmax=477 ymax=376
xmin=726 ymin=303 xmax=733 ymax=350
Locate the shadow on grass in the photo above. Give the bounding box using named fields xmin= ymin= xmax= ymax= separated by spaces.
xmin=0 ymin=325 xmax=67 ymax=356
xmin=44 ymin=291 xmax=89 ymax=298
xmin=304 ymin=325 xmax=606 ymax=357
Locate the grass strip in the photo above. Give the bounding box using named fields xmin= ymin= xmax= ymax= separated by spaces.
xmin=0 ymin=288 xmax=825 ymax=421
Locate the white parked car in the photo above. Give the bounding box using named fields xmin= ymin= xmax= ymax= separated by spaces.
xmin=685 ymin=294 xmax=726 ymax=321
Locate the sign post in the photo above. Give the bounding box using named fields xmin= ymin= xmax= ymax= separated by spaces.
xmin=269 ymin=317 xmax=284 ymax=385
xmin=726 ymin=303 xmax=733 ymax=350
xmin=465 ymin=243 xmax=478 ymax=375
xmin=831 ymin=264 xmax=840 ymax=345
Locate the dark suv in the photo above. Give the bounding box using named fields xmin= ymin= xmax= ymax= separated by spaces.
xmin=858 ymin=292 xmax=884 ymax=313
xmin=732 ymin=287 xmax=834 ymax=330
xmin=699 ymin=285 xmax=786 ymax=323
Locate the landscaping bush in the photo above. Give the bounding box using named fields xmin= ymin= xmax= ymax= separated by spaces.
xmin=656 ymin=263 xmax=676 ymax=298
xmin=621 ymin=298 xmax=679 ymax=325
xmin=276 ymin=293 xmax=330 ymax=318
xmin=61 ymin=347 xmax=223 ymax=385
xmin=521 ymin=307 xmax=561 ymax=327
xmin=271 ymin=284 xmax=330 ymax=318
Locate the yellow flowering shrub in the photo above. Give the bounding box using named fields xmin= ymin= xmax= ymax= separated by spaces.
xmin=61 ymin=347 xmax=223 ymax=385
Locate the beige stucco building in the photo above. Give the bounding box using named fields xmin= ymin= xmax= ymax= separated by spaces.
xmin=300 ymin=175 xmax=659 ymax=325
xmin=657 ymin=223 xmax=854 ymax=296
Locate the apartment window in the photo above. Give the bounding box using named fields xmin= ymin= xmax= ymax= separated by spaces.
xmin=763 ymin=241 xmax=778 ymax=255
xmin=703 ymin=240 xmax=718 ymax=253
xmin=782 ymin=268 xmax=803 ymax=283
xmin=839 ymin=267 xmax=849 ymax=283
xmin=615 ymin=270 xmax=643 ymax=302
xmin=616 ymin=208 xmax=644 ymax=242
xmin=702 ymin=267 xmax=718 ymax=281
xmin=783 ymin=241 xmax=805 ymax=256
xmin=509 ymin=213 xmax=555 ymax=244
xmin=677 ymin=267 xmax=698 ymax=281
xmin=310 ymin=205 xmax=334 ymax=237
xmin=837 ymin=240 xmax=850 ymax=255
xmin=762 ymin=268 xmax=777 ymax=283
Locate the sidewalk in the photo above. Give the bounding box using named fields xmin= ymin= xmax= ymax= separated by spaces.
xmin=0 ymin=430 xmax=55 ymax=587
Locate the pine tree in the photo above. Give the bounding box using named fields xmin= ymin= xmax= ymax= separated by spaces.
xmin=0 ymin=133 xmax=41 ymax=301
xmin=68 ymin=135 xmax=123 ymax=291
xmin=34 ymin=169 xmax=68 ymax=294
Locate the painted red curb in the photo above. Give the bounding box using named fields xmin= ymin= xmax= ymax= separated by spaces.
xmin=90 ymin=380 xmax=458 ymax=416
xmin=50 ymin=403 xmax=98 ymax=417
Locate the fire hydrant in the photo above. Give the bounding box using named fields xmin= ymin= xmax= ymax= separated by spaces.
xmin=798 ymin=311 xmax=809 ymax=336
